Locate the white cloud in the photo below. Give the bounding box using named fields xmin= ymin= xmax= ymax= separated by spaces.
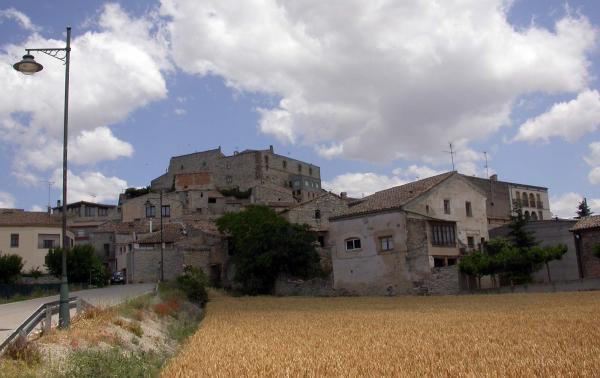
xmin=71 ymin=127 xmax=134 ymax=165
xmin=0 ymin=8 xmax=39 ymax=31
xmin=30 ymin=205 xmax=44 ymax=211
xmin=161 ymin=0 xmax=597 ymax=163
xmin=584 ymin=142 xmax=600 ymax=185
xmin=322 ymin=172 xmax=406 ymax=198
xmin=0 ymin=4 xmax=168 ymax=176
xmin=174 ymin=108 xmax=187 ymax=116
xmin=515 ymin=89 xmax=600 ymax=143
xmin=323 ymin=164 xmax=450 ymax=198
xmin=51 ymin=170 xmax=127 ymax=204
xmin=550 ymin=192 xmax=600 ymax=218
xmin=0 ymin=192 xmax=16 ymax=208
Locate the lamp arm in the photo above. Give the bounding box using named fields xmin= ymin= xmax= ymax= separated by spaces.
xmin=26 ymin=48 xmax=70 ymax=63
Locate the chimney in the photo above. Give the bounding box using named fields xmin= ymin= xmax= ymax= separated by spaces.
xmin=340 ymin=192 xmax=347 ymax=199
xmin=269 ymin=145 xmax=274 ymax=153
xmin=57 ymin=200 xmax=61 ymax=208
xmin=490 ymin=174 xmax=498 ymax=181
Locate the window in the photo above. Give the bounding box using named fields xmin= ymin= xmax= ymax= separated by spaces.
xmin=226 ymin=175 xmax=233 ymax=184
xmin=529 ymin=193 xmax=535 ymax=208
xmin=305 ymin=181 xmax=309 ymax=187
xmin=208 ymin=197 xmax=217 ymax=204
xmin=38 ymin=234 xmax=59 ymax=249
xmin=522 ymin=193 xmax=529 ymax=207
xmin=77 ymin=229 xmax=85 ymax=237
xmin=282 ymin=160 xmax=287 ymax=169
xmin=531 ymin=212 xmax=538 ymax=220
xmin=293 ymin=180 xmax=300 ymax=188
xmin=161 ymin=205 xmax=171 ymax=217
xmin=443 ymin=199 xmax=451 ymax=215
xmin=84 ymin=207 xmax=94 ymax=217
xmin=314 ymin=209 xmax=321 ymax=219
xmin=146 ymin=205 xmax=156 ymax=218
xmin=98 ymin=207 xmax=108 ymax=216
xmin=379 ymin=236 xmax=394 ymax=251
xmin=431 ymin=223 xmax=456 ymax=246
xmin=426 ymin=205 xmax=429 ymax=214
xmin=467 ymin=236 xmax=474 ymax=248
xmin=447 ymin=258 xmax=457 ymax=266
xmin=515 ymin=191 xmax=521 ymax=206
xmin=465 ymin=201 xmax=472 ymax=217
xmin=10 ymin=233 xmax=19 ymax=247
xmin=309 ymin=167 xmax=313 ymax=176
xmin=538 ymin=211 xmax=543 ymax=220
xmin=264 ymin=155 xmax=269 ymax=164
xmin=434 ymin=257 xmax=445 ymax=267
xmin=298 ymin=164 xmax=302 ymax=173
xmin=345 ymin=238 xmax=361 ymax=251
xmin=103 ymin=243 xmax=110 ymax=257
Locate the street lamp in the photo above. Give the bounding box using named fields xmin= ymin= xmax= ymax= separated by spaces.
xmin=145 ymin=190 xmax=164 ymax=282
xmin=14 ymin=27 xmax=72 ymax=328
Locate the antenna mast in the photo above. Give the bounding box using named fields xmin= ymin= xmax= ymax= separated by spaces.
xmin=484 ymin=151 xmax=489 ymax=178
xmin=444 ymin=142 xmax=456 ymax=171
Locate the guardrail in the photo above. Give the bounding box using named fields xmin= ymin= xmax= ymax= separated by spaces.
xmin=0 ymin=296 xmax=89 ymax=355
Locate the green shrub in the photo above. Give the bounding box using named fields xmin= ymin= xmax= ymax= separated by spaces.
xmin=167 ymin=306 xmax=203 ymax=342
xmin=0 ymin=253 xmax=24 ymax=284
xmin=593 ymin=244 xmax=600 ymax=258
xmin=57 ymin=348 xmax=165 ymax=378
xmin=176 ymin=266 xmax=208 ymax=305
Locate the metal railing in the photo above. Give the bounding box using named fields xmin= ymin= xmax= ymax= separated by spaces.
xmin=0 ymin=296 xmax=88 ymax=355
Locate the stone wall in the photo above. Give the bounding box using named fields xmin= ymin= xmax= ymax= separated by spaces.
xmin=466 ymin=277 xmax=600 ymax=294
xmin=405 ymin=218 xmax=431 ymax=294
xmin=282 ymin=192 xmax=348 ymax=231
xmin=578 ymin=228 xmax=600 ymax=278
xmin=127 ymin=247 xmax=211 ymax=283
xmin=420 ymin=265 xmax=460 ymax=295
xmin=274 ymin=275 xmax=335 ymax=296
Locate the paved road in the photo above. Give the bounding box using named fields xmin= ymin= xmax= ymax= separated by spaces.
xmin=0 ymin=283 xmax=155 ymax=345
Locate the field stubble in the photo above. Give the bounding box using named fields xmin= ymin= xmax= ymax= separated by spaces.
xmin=163 ymin=291 xmax=600 ymax=377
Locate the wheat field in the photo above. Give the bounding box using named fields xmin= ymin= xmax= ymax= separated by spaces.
xmin=162 ymin=291 xmax=600 ymax=377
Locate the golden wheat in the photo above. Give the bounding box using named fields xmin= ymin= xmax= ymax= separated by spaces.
xmin=162 ymin=291 xmax=600 ymax=377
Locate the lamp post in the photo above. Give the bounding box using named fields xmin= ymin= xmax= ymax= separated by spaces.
xmin=145 ymin=190 xmax=164 ymax=282
xmin=14 ymin=27 xmax=72 ymax=328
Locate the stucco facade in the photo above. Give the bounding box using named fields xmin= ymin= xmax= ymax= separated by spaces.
xmin=0 ymin=225 xmax=74 ymax=272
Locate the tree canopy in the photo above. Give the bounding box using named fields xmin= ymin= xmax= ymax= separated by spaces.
xmin=576 ymin=198 xmax=593 ymax=219
xmin=45 ymin=245 xmax=108 ymax=286
xmin=216 ymin=205 xmax=322 ymax=294
xmin=0 ymin=253 xmax=24 ymax=284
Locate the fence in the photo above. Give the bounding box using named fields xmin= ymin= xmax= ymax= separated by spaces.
xmin=0 ymin=283 xmax=61 ymax=300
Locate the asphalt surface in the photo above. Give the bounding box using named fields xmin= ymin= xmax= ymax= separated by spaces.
xmin=0 ymin=283 xmax=155 ymax=345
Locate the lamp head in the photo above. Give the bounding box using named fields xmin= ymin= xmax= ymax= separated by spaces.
xmin=13 ymin=54 xmax=43 ymax=75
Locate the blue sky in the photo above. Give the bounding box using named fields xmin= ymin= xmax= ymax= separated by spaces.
xmin=0 ymin=0 xmax=599 ymax=218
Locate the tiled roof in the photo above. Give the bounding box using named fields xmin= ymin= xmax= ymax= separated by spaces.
xmin=187 ymin=220 xmax=221 ymax=235
xmin=137 ymin=223 xmax=186 ymax=244
xmin=331 ymin=172 xmax=455 ymax=219
xmin=0 ymin=209 xmax=61 ymax=227
xmin=95 ymin=220 xmax=153 ymax=234
xmin=572 ymin=215 xmax=600 ymax=231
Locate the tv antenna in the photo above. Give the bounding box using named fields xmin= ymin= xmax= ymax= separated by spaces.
xmin=41 ymin=180 xmax=54 ymax=211
xmin=483 ymin=151 xmax=489 ymax=178
xmin=444 ymin=142 xmax=456 ymax=171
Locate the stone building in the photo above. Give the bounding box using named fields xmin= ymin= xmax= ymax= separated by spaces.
xmin=0 ymin=209 xmax=74 ymax=272
xmin=572 ymin=215 xmax=600 ymax=278
xmin=328 ymin=172 xmax=488 ymax=295
xmin=463 ymin=174 xmax=552 ymax=229
xmin=91 ymin=220 xmax=152 ymax=273
xmin=150 ymin=146 xmax=321 ymax=203
xmin=113 ymin=221 xmax=228 ymax=285
xmin=52 ymin=201 xmax=120 ymax=246
xmin=490 ymin=219 xmax=580 ymax=283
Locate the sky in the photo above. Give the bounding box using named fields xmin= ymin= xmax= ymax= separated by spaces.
xmin=0 ymin=0 xmax=599 ymax=218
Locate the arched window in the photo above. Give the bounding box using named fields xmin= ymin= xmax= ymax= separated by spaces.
xmin=522 ymin=193 xmax=529 ymax=207
xmin=531 ymin=211 xmax=538 ymax=220
xmin=314 ymin=209 xmax=321 ymax=219
xmin=524 ymin=210 xmax=530 ymax=220
xmin=515 ymin=191 xmax=521 ymax=206
xmin=538 ymin=211 xmax=543 ymax=220
xmin=529 ymin=193 xmax=535 ymax=208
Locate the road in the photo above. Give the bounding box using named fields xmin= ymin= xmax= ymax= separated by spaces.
xmin=0 ymin=283 xmax=155 ymax=345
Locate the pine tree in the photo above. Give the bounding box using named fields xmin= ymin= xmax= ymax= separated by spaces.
xmin=508 ymin=201 xmax=537 ymax=250
xmin=576 ymin=197 xmax=593 ymax=219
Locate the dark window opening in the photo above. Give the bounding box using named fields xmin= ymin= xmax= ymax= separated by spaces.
xmin=465 ymin=201 xmax=472 ymax=217
xmin=208 ymin=197 xmax=217 ymax=204
xmin=314 ymin=209 xmax=321 ymax=219
xmin=431 ymin=223 xmax=456 ymax=247
xmin=317 ymin=236 xmax=325 ymax=247
xmin=161 ymin=205 xmax=171 ymax=217
xmin=434 ymin=257 xmax=445 ymax=267
xmin=447 ymin=258 xmax=457 ymax=266
xmin=98 ymin=208 xmax=108 ymax=216
xmin=103 ymin=243 xmax=110 ymax=257
xmin=345 ymin=238 xmax=361 ymax=251
xmin=146 ymin=205 xmax=156 ymax=218
xmin=443 ymin=199 xmax=451 ymax=215
xmin=283 ymin=161 xmax=287 ymax=169
xmin=467 ymin=236 xmax=475 ymax=248
xmin=10 ymin=234 xmax=19 ymax=247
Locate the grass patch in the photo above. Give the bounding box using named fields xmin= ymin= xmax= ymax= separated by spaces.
xmin=167 ymin=306 xmax=203 ymax=343
xmin=118 ymin=293 xmax=152 ymax=319
xmin=55 ymin=348 xmax=166 ymax=378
